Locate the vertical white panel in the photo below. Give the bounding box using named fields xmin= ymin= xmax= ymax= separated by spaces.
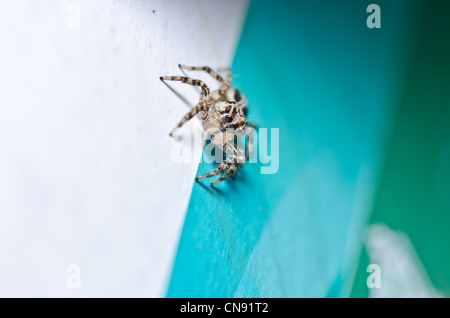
xmin=0 ymin=0 xmax=248 ymax=297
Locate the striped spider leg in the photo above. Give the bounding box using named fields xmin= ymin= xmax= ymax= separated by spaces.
xmin=160 ymin=65 xmax=255 ymax=186
xmin=197 ymin=124 xmax=256 ymax=186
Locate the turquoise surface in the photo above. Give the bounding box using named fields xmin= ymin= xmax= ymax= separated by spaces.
xmin=167 ymin=0 xmax=419 ymax=297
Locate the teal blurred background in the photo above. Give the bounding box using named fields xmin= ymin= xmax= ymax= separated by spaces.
xmin=167 ymin=0 xmax=450 ymax=297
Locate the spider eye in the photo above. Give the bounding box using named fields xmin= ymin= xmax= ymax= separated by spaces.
xmin=224 ymin=115 xmax=233 ymax=123
xmin=225 ymin=105 xmax=231 ymax=113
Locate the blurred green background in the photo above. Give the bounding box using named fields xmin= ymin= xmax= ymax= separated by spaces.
xmin=351 ymin=0 xmax=450 ymax=297
xmin=167 ymin=0 xmax=450 ymax=297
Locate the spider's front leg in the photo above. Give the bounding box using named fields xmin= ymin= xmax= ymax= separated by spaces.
xmin=178 ymin=65 xmax=231 ymax=87
xmin=169 ymin=101 xmax=209 ymax=137
xmin=178 ymin=64 xmax=231 ymax=97
xmin=160 ymin=76 xmax=210 ymax=101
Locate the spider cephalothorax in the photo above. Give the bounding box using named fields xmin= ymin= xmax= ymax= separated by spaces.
xmin=215 ymin=101 xmax=247 ymax=131
xmin=160 ymin=64 xmax=255 ymax=186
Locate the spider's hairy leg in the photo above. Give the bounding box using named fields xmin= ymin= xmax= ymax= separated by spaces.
xmin=210 ymin=163 xmax=241 ymax=186
xmin=160 ymin=76 xmax=210 ymax=100
xmin=209 ymin=143 xmax=245 ymax=186
xmin=169 ymin=101 xmax=209 ymax=137
xmin=178 ymin=65 xmax=231 ymax=87
xmin=196 ymin=162 xmax=229 ymax=180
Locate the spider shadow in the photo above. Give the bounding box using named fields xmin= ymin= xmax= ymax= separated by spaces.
xmin=195 ymin=178 xmax=225 ymax=196
xmin=160 ymin=80 xmax=193 ymax=109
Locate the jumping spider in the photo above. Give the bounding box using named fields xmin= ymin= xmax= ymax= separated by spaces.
xmin=160 ymin=64 xmax=256 ymax=186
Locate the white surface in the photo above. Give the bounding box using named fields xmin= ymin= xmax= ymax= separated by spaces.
xmin=0 ymin=0 xmax=247 ymax=297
